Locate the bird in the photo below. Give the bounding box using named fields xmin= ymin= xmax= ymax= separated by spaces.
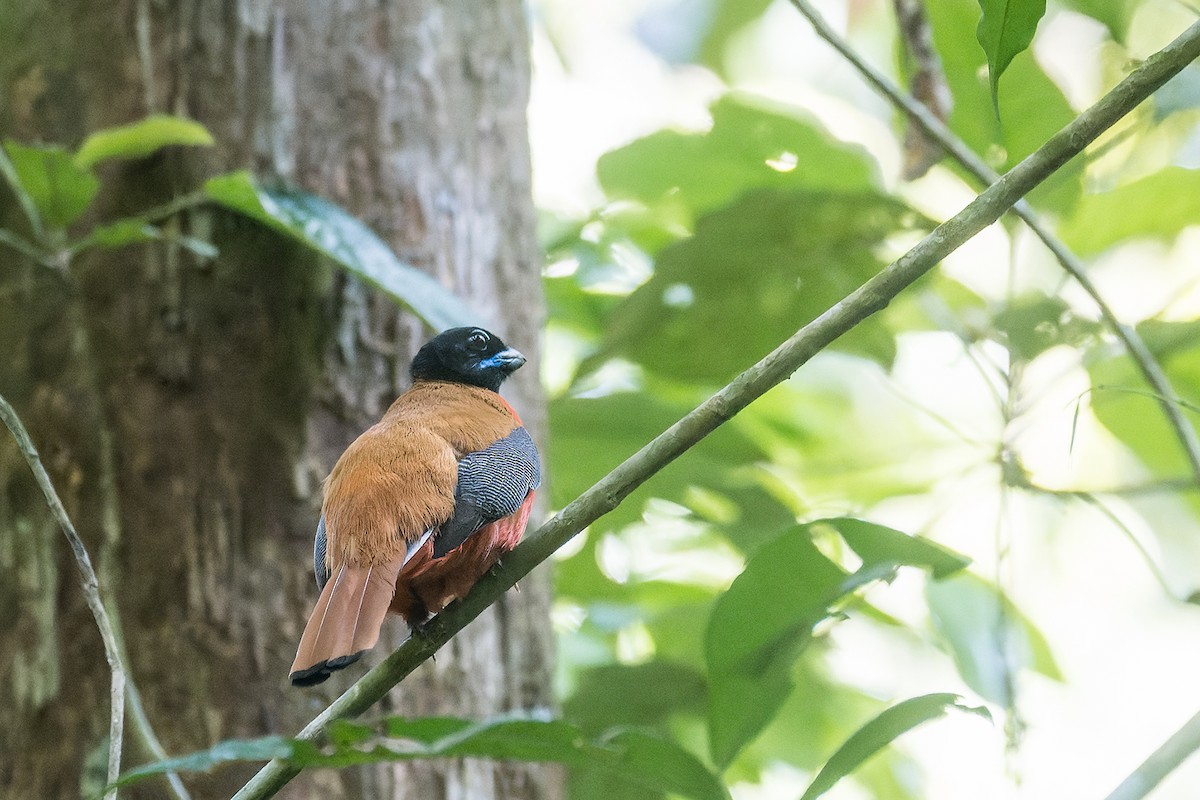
xmin=289 ymin=326 xmax=541 ymax=687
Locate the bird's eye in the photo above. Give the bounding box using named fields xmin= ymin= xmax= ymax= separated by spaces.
xmin=466 ymin=331 xmax=489 ymax=352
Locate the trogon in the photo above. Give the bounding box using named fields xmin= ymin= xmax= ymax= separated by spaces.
xmin=290 ymin=326 xmax=541 ymax=686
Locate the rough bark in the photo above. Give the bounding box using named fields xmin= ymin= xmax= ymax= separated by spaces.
xmin=0 ymin=1 xmax=555 ymax=798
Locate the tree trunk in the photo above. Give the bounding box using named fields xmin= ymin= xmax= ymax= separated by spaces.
xmin=0 ymin=1 xmax=555 ymax=798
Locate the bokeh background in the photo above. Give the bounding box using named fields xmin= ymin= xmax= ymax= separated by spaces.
xmin=529 ymin=1 xmax=1200 ymax=798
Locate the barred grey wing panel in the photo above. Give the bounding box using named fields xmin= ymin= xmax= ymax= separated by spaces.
xmin=433 ymin=426 xmax=541 ymax=558
xmin=314 ymin=516 xmax=330 ymax=590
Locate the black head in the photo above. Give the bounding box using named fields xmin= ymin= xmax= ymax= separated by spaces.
xmin=410 ymin=327 xmax=527 ymax=392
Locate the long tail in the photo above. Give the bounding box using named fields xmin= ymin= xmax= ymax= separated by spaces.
xmin=289 ymin=558 xmax=403 ymax=686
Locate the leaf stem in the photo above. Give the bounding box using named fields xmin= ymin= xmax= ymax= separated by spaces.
xmin=0 ymin=229 xmax=52 ymax=264
xmin=230 ymin=16 xmax=1200 ymax=799
xmin=787 ymin=0 xmax=1200 ymax=489
xmin=0 ymin=141 xmax=46 ymax=239
xmin=66 ymin=190 xmax=209 ymax=255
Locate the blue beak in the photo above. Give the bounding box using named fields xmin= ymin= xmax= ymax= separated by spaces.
xmin=483 ymin=348 xmax=526 ymax=370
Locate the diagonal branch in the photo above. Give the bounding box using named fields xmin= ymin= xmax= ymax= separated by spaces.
xmin=1105 ymin=709 xmax=1200 ymax=800
xmin=0 ymin=394 xmax=126 ymax=800
xmin=788 ymin=0 xmax=1200 ymax=488
xmin=230 ymin=17 xmax=1200 ymax=799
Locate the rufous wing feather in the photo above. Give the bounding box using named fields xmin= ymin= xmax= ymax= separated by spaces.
xmin=289 ymin=557 xmax=403 ymax=686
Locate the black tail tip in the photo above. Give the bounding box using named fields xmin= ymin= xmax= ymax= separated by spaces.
xmin=289 ymin=651 xmax=365 ymax=687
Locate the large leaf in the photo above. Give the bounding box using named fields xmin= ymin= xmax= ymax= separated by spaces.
xmin=705 ymin=531 xmax=847 ymax=769
xmin=3 ymin=141 xmax=99 ymax=230
xmin=927 ymin=573 xmax=1062 ymax=706
xmin=975 ymin=0 xmax=1047 ymax=111
xmin=564 ymin=661 xmax=708 ymax=734
xmin=1059 ymin=167 xmax=1200 ymax=256
xmin=74 ymin=114 xmax=214 ymax=169
xmin=205 ymin=171 xmax=478 ymax=330
xmin=799 ymin=694 xmax=991 ymax=800
xmin=112 ymin=716 xmax=729 ymax=800
xmin=705 ymin=521 xmax=970 ymax=768
xmin=821 ymin=518 xmax=971 ymax=579
xmin=599 ymin=189 xmax=920 ymax=384
xmin=598 ymin=95 xmax=881 ymax=218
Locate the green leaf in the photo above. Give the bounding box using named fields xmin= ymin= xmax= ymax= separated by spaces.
xmin=1059 ymin=167 xmax=1200 ymax=256
xmin=205 ymin=171 xmax=479 ymax=330
xmin=599 ymin=189 xmax=921 ymax=384
xmin=598 ymin=94 xmax=881 ymax=217
xmin=992 ymin=294 xmax=1103 ymax=360
xmin=927 ymin=573 xmax=1062 ymax=706
xmin=1087 ymin=320 xmax=1200 ymax=478
xmin=706 ymin=520 xmax=973 ymax=767
xmin=818 ymin=518 xmax=971 ymax=579
xmin=3 ymin=141 xmax=99 ymax=230
xmin=799 ymin=694 xmax=991 ymax=800
xmin=975 ymin=0 xmax=1047 ymax=111
xmin=698 ymin=0 xmax=774 ymax=74
xmin=548 ymin=390 xmax=775 ymax=538
xmin=74 ymin=114 xmax=214 ymax=169
xmin=109 ymin=736 xmax=300 ymax=790
xmin=0 ymin=141 xmax=44 ymax=236
xmin=705 ymin=530 xmax=849 ymax=768
xmin=598 ymin=728 xmax=729 ymax=800
xmin=565 ymin=661 xmax=708 ymax=733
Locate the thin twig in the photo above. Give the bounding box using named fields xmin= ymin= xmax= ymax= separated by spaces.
xmin=0 ymin=394 xmax=125 ymax=799
xmin=1027 ymin=477 xmax=1199 ymax=496
xmin=126 ymin=681 xmax=192 ymax=800
xmin=1061 ymin=491 xmax=1177 ymax=598
xmin=787 ymin=0 xmax=1200 ymax=489
xmin=1105 ymin=710 xmax=1200 ymax=800
xmin=230 ymin=18 xmax=1200 ymax=799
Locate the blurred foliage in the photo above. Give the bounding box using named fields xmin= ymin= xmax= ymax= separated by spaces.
xmin=927 ymin=573 xmax=1063 ymax=707
xmin=0 ymin=124 xmax=476 ymax=332
xmin=110 ymin=715 xmax=730 ymax=800
xmin=540 ymin=0 xmax=1200 ymax=797
xmin=705 ymin=520 xmax=969 ymax=768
